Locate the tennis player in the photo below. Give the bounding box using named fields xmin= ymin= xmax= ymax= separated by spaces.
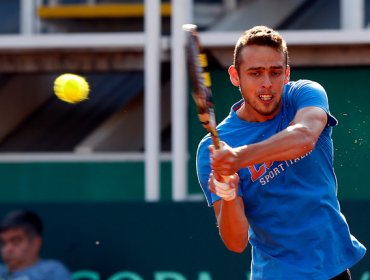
xmin=196 ymin=26 xmax=366 ymax=279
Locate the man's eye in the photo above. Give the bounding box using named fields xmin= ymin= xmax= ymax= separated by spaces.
xmin=250 ymin=72 xmax=260 ymax=77
xmin=271 ymin=71 xmax=282 ymax=77
xmin=10 ymin=237 xmax=22 ymax=245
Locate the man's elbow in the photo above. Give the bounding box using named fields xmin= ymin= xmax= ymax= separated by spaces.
xmin=302 ymin=130 xmax=317 ymax=152
xmin=294 ymin=125 xmax=317 ymax=152
xmin=223 ymin=236 xmax=249 ymax=253
xmin=225 ymin=243 xmax=248 ymax=253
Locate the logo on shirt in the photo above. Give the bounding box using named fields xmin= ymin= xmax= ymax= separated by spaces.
xmin=247 ymin=151 xmax=312 ymax=186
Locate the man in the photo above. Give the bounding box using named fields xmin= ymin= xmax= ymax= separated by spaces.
xmin=196 ymin=26 xmax=366 ymax=279
xmin=0 ymin=210 xmax=71 ymax=280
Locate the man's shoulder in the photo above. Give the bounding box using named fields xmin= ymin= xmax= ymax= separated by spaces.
xmin=0 ymin=260 xmax=71 ymax=280
xmin=29 ymin=259 xmax=71 ymax=278
xmin=0 ymin=263 xmax=7 ymax=274
xmin=284 ymin=79 xmax=327 ymax=105
xmin=37 ymin=259 xmax=69 ymax=271
xmin=286 ymin=79 xmax=324 ymax=92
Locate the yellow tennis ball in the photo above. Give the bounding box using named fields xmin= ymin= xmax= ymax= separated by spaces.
xmin=54 ymin=73 xmax=89 ymax=104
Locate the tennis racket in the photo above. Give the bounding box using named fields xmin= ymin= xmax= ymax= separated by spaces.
xmin=183 ymin=24 xmax=235 ymax=190
xmin=182 ymin=24 xmax=221 ymax=149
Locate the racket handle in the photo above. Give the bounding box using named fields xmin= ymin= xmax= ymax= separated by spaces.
xmin=214 ymin=142 xmax=233 ymax=185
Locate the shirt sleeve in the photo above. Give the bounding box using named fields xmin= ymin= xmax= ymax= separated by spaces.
xmin=0 ymin=264 xmax=7 ymax=276
xmin=289 ymin=80 xmax=338 ymax=127
xmin=196 ymin=137 xmax=215 ymax=206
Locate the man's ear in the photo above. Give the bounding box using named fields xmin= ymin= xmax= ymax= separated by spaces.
xmin=285 ymin=65 xmax=290 ymax=84
xmin=228 ymin=65 xmax=240 ymax=87
xmin=31 ymin=236 xmax=42 ymax=252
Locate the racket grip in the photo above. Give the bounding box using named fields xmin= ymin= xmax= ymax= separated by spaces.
xmin=212 ymin=142 xmax=232 ymax=183
xmin=215 ymin=142 xmax=231 ymax=183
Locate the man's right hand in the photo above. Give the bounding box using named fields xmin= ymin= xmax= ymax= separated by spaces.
xmin=209 ymin=141 xmax=241 ymax=176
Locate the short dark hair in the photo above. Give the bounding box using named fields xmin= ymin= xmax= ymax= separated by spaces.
xmin=233 ymin=25 xmax=289 ymax=72
xmin=0 ymin=210 xmax=43 ymax=238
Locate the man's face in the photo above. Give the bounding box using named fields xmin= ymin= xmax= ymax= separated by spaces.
xmin=0 ymin=228 xmax=41 ymax=272
xmin=229 ymin=45 xmax=290 ymax=122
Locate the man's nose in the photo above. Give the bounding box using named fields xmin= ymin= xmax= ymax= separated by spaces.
xmin=261 ymin=74 xmax=272 ymax=88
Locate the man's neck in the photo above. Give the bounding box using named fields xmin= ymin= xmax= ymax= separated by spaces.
xmin=9 ymin=258 xmax=40 ymax=273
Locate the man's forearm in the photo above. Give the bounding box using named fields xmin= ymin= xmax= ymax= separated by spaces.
xmin=214 ymin=197 xmax=249 ymax=253
xmin=236 ymin=124 xmax=316 ymax=167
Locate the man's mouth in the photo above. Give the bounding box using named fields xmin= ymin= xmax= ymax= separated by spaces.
xmin=259 ymin=94 xmax=273 ymax=101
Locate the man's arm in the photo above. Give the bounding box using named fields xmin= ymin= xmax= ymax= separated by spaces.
xmin=211 ymin=106 xmax=328 ymax=176
xmin=210 ymin=172 xmax=249 ymax=253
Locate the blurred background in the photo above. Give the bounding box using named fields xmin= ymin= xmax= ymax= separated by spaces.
xmin=0 ymin=0 xmax=369 ymax=279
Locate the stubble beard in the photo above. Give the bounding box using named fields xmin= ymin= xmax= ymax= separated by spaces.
xmin=245 ymin=95 xmax=282 ymax=117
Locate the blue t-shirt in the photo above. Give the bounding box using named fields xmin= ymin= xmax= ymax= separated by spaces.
xmin=0 ymin=259 xmax=71 ymax=280
xmin=196 ymin=80 xmax=366 ymax=279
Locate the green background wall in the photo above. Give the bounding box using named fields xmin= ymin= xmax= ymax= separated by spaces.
xmin=0 ymin=161 xmax=172 ymax=202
